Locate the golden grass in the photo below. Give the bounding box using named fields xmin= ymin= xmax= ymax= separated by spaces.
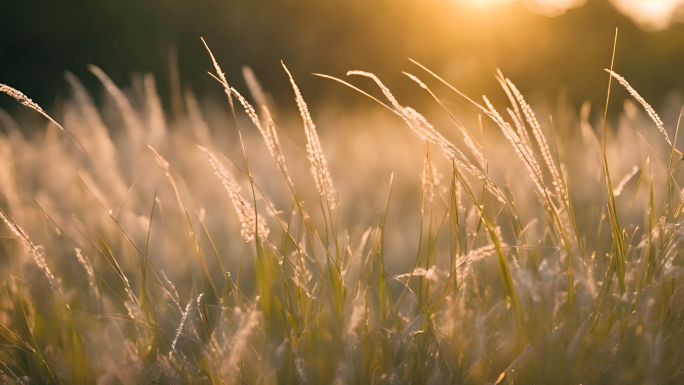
xmin=0 ymin=39 xmax=683 ymax=384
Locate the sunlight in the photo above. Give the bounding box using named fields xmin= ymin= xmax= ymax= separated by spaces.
xmin=522 ymin=0 xmax=588 ymax=17
xmin=610 ymin=0 xmax=684 ymax=30
xmin=457 ymin=0 xmax=684 ymax=29
xmin=456 ymin=0 xmax=587 ymax=16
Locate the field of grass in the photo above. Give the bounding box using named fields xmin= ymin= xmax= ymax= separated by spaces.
xmin=1 ymin=38 xmax=684 ymax=384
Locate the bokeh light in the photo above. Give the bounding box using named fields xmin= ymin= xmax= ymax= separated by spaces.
xmin=462 ymin=0 xmax=684 ymax=28
xmin=522 ymin=0 xmax=589 ymax=17
xmin=610 ymin=0 xmax=684 ymax=30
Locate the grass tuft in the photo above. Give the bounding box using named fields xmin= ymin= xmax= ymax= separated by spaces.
xmin=0 ymin=36 xmax=683 ymax=384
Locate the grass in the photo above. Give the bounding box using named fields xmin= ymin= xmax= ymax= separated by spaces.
xmin=1 ymin=36 xmax=684 ymax=384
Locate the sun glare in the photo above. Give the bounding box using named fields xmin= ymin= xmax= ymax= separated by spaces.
xmin=610 ymin=0 xmax=684 ymax=30
xmin=460 ymin=0 xmax=684 ymax=29
xmin=458 ymin=0 xmax=586 ymax=16
xmin=522 ymin=0 xmax=588 ymax=17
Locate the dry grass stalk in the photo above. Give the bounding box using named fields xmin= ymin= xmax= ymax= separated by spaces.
xmin=404 ymin=72 xmax=487 ymax=167
xmin=231 ymin=88 xmax=274 ymax=153
xmin=613 ymin=165 xmax=639 ymax=196
xmin=225 ymin=309 xmax=261 ymax=375
xmin=240 ymin=67 xmax=295 ymax=184
xmin=144 ymin=74 xmax=167 ymax=146
xmin=495 ymin=70 xmax=532 ymax=150
xmin=148 ymin=146 xmax=186 ymax=214
xmin=199 ymin=146 xmax=269 ymax=242
xmin=160 ymin=270 xmax=181 ymax=309
xmin=170 ymin=301 xmax=193 ymax=358
xmin=348 ymin=70 xmax=506 ymax=202
xmin=482 ymin=95 xmax=546 ymax=195
xmin=231 ymin=88 xmax=293 ymax=187
xmin=0 ymin=83 xmax=65 ymax=131
xmin=0 ymin=209 xmax=56 ymax=286
xmin=88 ymin=65 xmax=143 ymax=145
xmin=262 ymin=106 xmax=294 ymax=186
xmin=346 ymin=293 xmax=365 ymax=340
xmin=504 ymin=78 xmax=566 ymax=201
xmin=75 ymin=248 xmax=100 ymax=301
xmin=283 ymin=63 xmax=337 ymax=208
xmin=606 ymin=69 xmax=670 ymax=145
xmin=457 ymin=244 xmax=496 ymax=267
xmin=422 ymin=157 xmax=441 ymax=203
xmin=201 ymin=38 xmax=234 ymax=109
xmin=506 ymin=107 xmax=532 ymax=151
xmin=65 ymin=72 xmax=127 ymax=198
xmin=482 ymin=93 xmax=572 ymax=241
xmin=184 ymin=88 xmax=212 ymax=145
xmin=242 ymin=65 xmax=270 ymax=116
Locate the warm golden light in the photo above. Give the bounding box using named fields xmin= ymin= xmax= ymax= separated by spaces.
xmin=522 ymin=0 xmax=588 ymax=17
xmin=456 ymin=0 xmax=586 ymax=16
xmin=610 ymin=0 xmax=684 ymax=30
xmin=459 ymin=0 xmax=684 ymax=29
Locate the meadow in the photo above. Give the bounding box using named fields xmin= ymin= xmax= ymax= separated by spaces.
xmin=0 ymin=37 xmax=684 ymax=384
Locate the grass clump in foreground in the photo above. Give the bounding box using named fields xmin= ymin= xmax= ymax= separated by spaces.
xmin=1 ymin=37 xmax=684 ymax=384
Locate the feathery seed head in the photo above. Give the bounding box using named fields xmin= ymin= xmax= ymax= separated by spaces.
xmin=284 ymin=63 xmax=336 ymax=208
xmin=606 ymin=69 xmax=670 ymax=145
xmin=1 ymin=83 xmax=66 ymax=131
xmin=199 ymin=146 xmax=270 ymax=241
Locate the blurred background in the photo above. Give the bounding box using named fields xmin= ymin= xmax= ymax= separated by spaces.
xmin=3 ymin=0 xmax=684 ymax=116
